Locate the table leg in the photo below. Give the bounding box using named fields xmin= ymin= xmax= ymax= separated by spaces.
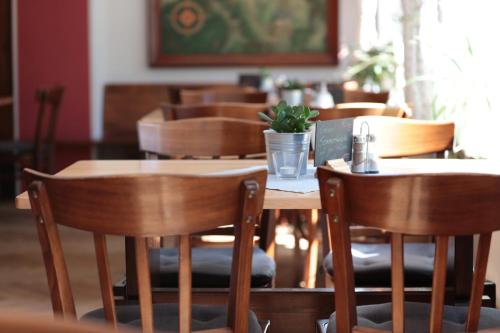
xmin=302 ymin=209 xmax=319 ymax=288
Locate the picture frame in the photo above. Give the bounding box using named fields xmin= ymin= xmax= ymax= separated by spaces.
xmin=148 ymin=0 xmax=339 ymax=67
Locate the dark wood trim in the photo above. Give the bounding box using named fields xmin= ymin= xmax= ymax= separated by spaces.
xmin=148 ymin=0 xmax=339 ymax=66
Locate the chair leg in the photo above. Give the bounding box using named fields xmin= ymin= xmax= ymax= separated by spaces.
xmin=302 ymin=209 xmax=319 ymax=288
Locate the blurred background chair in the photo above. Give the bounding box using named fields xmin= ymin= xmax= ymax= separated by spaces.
xmin=25 ymin=168 xmax=269 ymax=333
xmin=137 ymin=116 xmax=276 ymax=292
xmin=180 ymin=88 xmax=268 ymax=104
xmin=313 ymin=102 xmax=406 ymax=121
xmin=162 ymin=102 xmax=270 ymax=122
xmin=342 ymin=81 xmax=389 ymax=103
xmin=0 ymin=85 xmax=64 ymax=195
xmin=317 ymin=167 xmax=500 ymax=333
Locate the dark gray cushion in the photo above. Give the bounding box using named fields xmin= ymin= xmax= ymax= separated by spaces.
xmin=83 ymin=303 xmax=263 ymax=333
xmin=150 ymin=247 xmax=275 ymax=288
xmin=323 ymin=243 xmax=454 ymax=287
xmin=326 ymin=302 xmax=500 ymax=333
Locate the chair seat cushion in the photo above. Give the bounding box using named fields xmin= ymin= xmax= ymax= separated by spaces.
xmin=323 ymin=242 xmax=454 ymax=287
xmin=325 ymin=302 xmax=500 ymax=333
xmin=83 ymin=303 xmax=263 ymax=333
xmin=150 ymin=247 xmax=276 ymax=288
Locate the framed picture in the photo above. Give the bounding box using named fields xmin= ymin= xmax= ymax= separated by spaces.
xmin=149 ymin=0 xmax=339 ymax=66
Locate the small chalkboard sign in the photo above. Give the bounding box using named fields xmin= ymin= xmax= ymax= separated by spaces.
xmin=314 ymin=118 xmax=354 ymax=166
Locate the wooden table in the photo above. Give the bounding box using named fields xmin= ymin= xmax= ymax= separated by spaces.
xmin=15 ymin=158 xmax=500 ymax=210
xmin=15 ymin=158 xmax=500 ymax=333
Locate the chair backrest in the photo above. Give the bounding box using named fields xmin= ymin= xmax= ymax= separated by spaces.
xmin=33 ymin=85 xmax=64 ymax=172
xmin=103 ymin=84 xmax=170 ymax=142
xmin=0 ymin=313 xmax=134 ymax=333
xmin=162 ymin=102 xmax=270 ymax=122
xmin=180 ymin=88 xmax=268 ymax=104
xmin=24 ymin=168 xmax=267 ymax=333
xmin=356 ymin=116 xmax=455 ymax=158
xmin=313 ymin=102 xmax=405 ymax=121
xmin=317 ymin=166 xmax=500 ymax=333
xmin=342 ymin=81 xmax=389 ymax=103
xmin=138 ymin=117 xmax=267 ymax=158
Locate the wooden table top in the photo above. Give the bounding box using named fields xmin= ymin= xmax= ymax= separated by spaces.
xmin=15 ymin=158 xmax=500 ymax=210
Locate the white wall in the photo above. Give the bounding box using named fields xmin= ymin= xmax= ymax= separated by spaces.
xmin=89 ymin=0 xmax=361 ymax=140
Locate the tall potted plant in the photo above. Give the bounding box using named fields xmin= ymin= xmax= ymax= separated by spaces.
xmin=259 ymin=101 xmax=319 ymax=179
xmin=344 ymin=43 xmax=397 ymax=103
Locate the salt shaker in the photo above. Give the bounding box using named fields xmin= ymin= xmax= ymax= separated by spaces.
xmin=351 ymin=134 xmax=367 ymax=173
xmin=366 ymin=134 xmax=379 ymax=173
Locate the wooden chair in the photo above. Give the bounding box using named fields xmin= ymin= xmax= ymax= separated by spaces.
xmin=342 ymin=81 xmax=389 ymax=103
xmin=162 ymin=102 xmax=270 ymax=122
xmin=25 ymin=167 xmax=269 ymax=333
xmin=137 ymin=117 xmax=275 ymax=292
xmin=313 ymin=103 xmax=406 ymax=121
xmin=317 ymin=167 xmax=500 ymax=333
xmin=0 ymin=313 xmax=136 ymax=333
xmin=0 ymin=85 xmax=64 ymax=173
xmin=138 ymin=117 xmax=267 ymax=159
xmin=322 ymin=118 xmax=456 ymax=289
xmin=301 ymin=109 xmax=407 ymax=288
xmin=180 ymin=88 xmax=268 ymax=105
xmin=356 ymin=116 xmax=455 ymax=158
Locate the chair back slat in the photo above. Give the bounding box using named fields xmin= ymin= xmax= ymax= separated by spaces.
xmin=465 ymin=232 xmax=492 ymax=332
xmin=227 ymin=180 xmax=261 ymax=333
xmin=178 ymin=234 xmax=192 ymax=333
xmin=180 ymin=89 xmax=267 ymax=104
xmin=390 ymin=233 xmax=405 ymax=333
xmin=430 ymin=236 xmax=449 ymax=333
xmin=162 ymin=102 xmax=270 ymax=122
xmin=93 ymin=233 xmax=117 ymax=327
xmin=27 ymin=181 xmax=76 ymax=318
xmin=134 ymin=238 xmax=154 ymax=333
xmin=320 ymin=177 xmax=357 ymax=332
xmin=138 ymin=117 xmax=267 ymax=158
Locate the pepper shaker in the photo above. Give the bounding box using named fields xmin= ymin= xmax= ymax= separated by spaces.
xmin=351 ymin=134 xmax=367 ymax=173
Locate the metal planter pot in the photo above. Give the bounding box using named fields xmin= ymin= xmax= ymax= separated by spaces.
xmin=264 ymin=130 xmax=311 ymax=177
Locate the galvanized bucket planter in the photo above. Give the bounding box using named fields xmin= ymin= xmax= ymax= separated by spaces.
xmin=264 ymin=129 xmax=311 ymax=178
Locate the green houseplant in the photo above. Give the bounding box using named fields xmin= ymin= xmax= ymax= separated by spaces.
xmin=259 ymin=101 xmax=319 ymax=178
xmin=347 ymin=43 xmax=397 ymax=94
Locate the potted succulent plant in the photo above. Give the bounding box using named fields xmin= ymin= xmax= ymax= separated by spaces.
xmin=259 ymin=101 xmax=319 ymax=179
xmin=281 ymin=79 xmax=305 ymax=106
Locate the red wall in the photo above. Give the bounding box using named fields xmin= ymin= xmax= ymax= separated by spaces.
xmin=17 ymin=0 xmax=90 ymax=142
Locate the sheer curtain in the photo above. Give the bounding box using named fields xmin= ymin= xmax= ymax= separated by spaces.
xmin=359 ymin=0 xmax=500 ymax=158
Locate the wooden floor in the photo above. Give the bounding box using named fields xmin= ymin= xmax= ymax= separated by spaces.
xmin=0 ymin=201 xmax=125 ymax=317
xmin=0 ymin=201 xmax=308 ymax=316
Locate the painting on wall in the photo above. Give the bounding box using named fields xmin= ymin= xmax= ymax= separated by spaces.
xmin=149 ymin=0 xmax=338 ymax=66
